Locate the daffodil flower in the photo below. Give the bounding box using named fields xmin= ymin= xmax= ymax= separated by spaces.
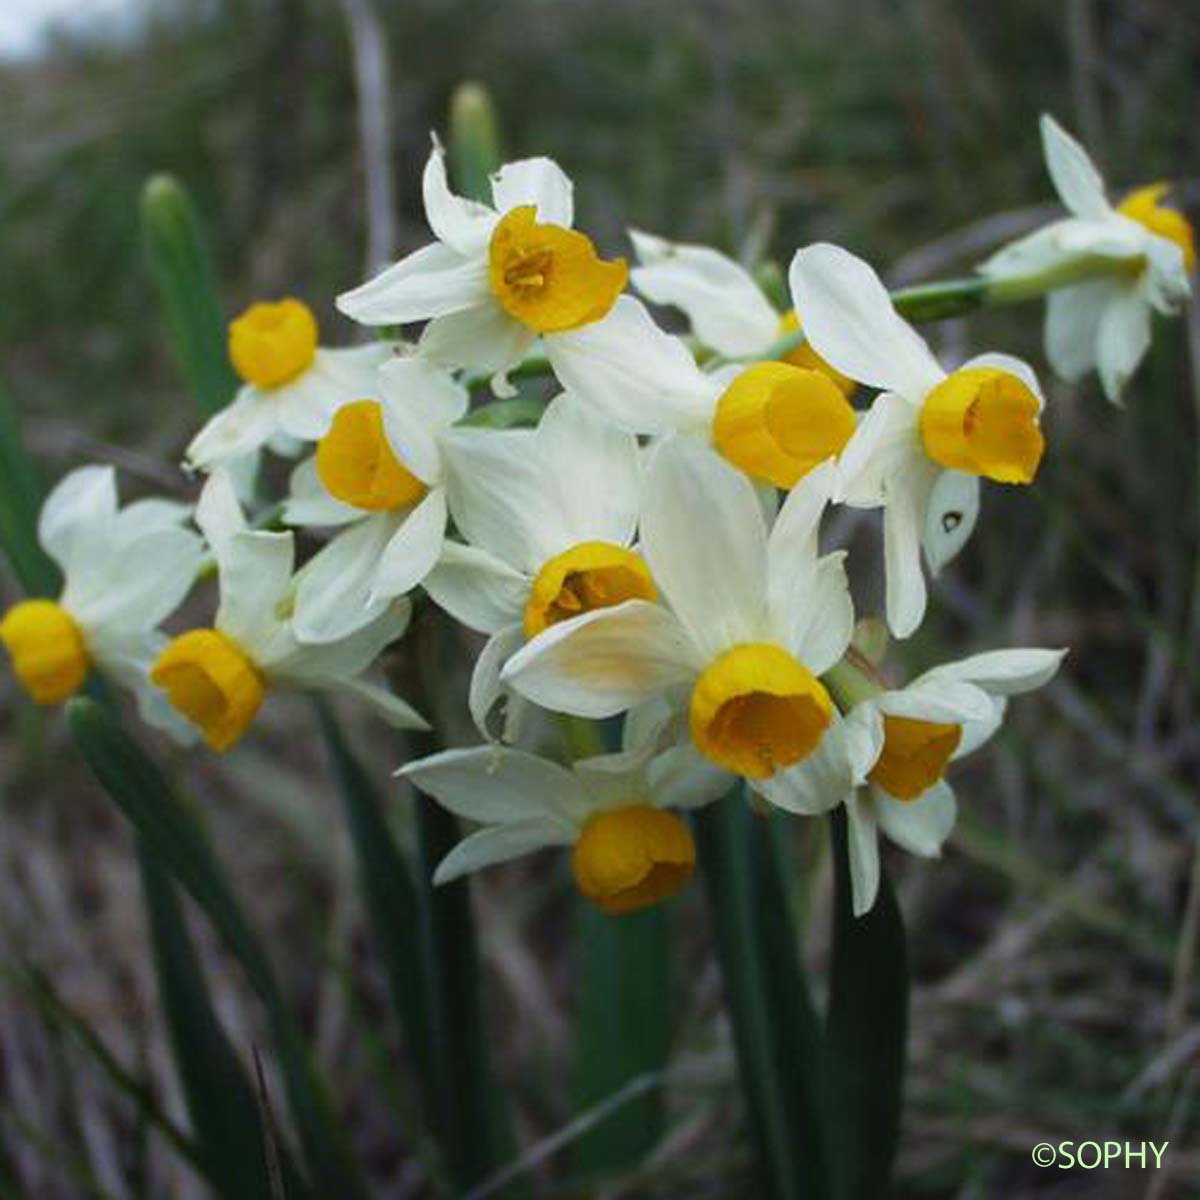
xmin=400 ymin=702 xmax=729 ymax=914
xmin=0 ymin=466 xmax=204 ymax=736
xmin=421 ymin=393 xmax=650 ymax=739
xmin=550 ymin=294 xmax=858 ymax=491
xmin=831 ymin=649 xmax=1065 ymax=915
xmin=151 ymin=471 xmax=426 ymax=751
xmin=336 ymin=142 xmax=628 ymax=396
xmin=185 ymin=297 xmax=394 ymax=471
xmin=629 ymin=229 xmax=854 ymax=388
xmin=281 ymin=356 xmax=467 ymax=643
xmin=502 ymin=438 xmax=878 ymax=813
xmin=979 ymin=115 xmax=1193 ymax=402
xmin=790 ymin=243 xmax=1048 ymax=639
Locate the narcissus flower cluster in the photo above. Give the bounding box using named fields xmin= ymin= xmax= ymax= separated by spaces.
xmin=5 ymin=113 xmax=1189 ymax=917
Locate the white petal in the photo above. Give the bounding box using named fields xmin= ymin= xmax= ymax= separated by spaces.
xmin=955 ymin=695 xmax=1007 ymax=758
xmin=379 ymin=354 xmax=469 ymax=429
xmin=1142 ymin=236 xmax=1191 ymax=314
xmin=337 ymin=242 xmax=490 ymax=326
xmin=400 ymin=744 xmax=586 ymax=825
xmin=185 ymin=389 xmax=281 ymax=470
xmin=217 ymin=531 xmax=295 ymax=650
xmin=788 ymin=244 xmax=944 ymax=399
xmin=758 ymin=705 xmax=882 ymax=816
xmin=978 ymin=219 xmax=1083 ymax=279
xmin=536 ymin=393 xmax=641 ymax=546
xmin=38 ymin=465 xmax=117 ymax=581
xmin=640 ymin=437 xmax=767 ymax=658
xmin=424 ymin=542 xmax=528 ymax=634
xmin=845 ymin=792 xmax=881 ymax=917
xmin=194 ymin=469 xmax=248 ymax=558
xmin=371 ymin=487 xmax=447 ymax=601
xmin=545 ymin=296 xmax=715 ymax=436
xmin=378 ymin=384 xmax=444 ymax=484
xmin=468 ymin=623 xmax=527 ymax=741
xmin=502 ymin=600 xmax=702 ymax=719
xmin=629 ymin=230 xmax=778 ymax=356
xmin=113 ymin=497 xmax=192 ymax=541
xmin=291 ymin=515 xmax=396 ymax=644
xmin=877 ymin=679 xmax=993 ymax=725
xmin=1039 ymin=114 xmax=1111 ymax=219
xmin=433 ymin=820 xmax=575 ymax=885
xmin=326 ymin=675 xmax=429 ymax=730
xmin=271 ymin=601 xmax=410 ymax=682
xmin=273 ymin=344 xmax=395 ymax=443
xmin=883 ymin=464 xmax=937 ymax=638
xmin=767 ymin=459 xmax=835 ymax=568
xmin=440 ymin=427 xmax=564 ymax=570
xmin=782 ymin=553 xmax=855 ymax=677
xmin=1096 ymin=285 xmax=1151 ymax=402
xmin=490 ymin=157 xmax=574 ymax=226
xmin=1044 ymin=280 xmax=1109 ymax=383
xmin=647 ymin=743 xmax=733 ymax=811
xmin=282 ymin=457 xmax=361 ymax=528
xmin=918 ymin=647 xmax=1067 ymax=696
xmin=875 ymin=779 xmax=956 ymax=857
xmin=835 ymin=393 xmax=920 ymax=508
xmin=922 ymin=470 xmax=979 ymax=574
xmin=422 ymin=139 xmax=498 ymax=255
xmin=418 ymin=302 xmax=535 ymax=380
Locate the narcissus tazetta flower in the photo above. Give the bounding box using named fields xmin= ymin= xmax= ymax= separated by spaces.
xmin=400 ymin=704 xmax=728 ymax=914
xmin=0 ymin=466 xmax=203 ymax=735
xmin=151 ymin=471 xmax=425 ymax=750
xmin=337 ymin=142 xmax=628 ymax=395
xmin=979 ymin=115 xmax=1193 ymax=402
xmin=551 ymin=295 xmax=857 ymax=491
xmin=185 ymin=297 xmax=393 ymax=471
xmin=502 ymin=438 xmax=878 ymax=813
xmin=827 ymin=649 xmax=1065 ymax=915
xmin=422 ymin=393 xmax=650 ymax=738
xmin=281 ymin=356 xmax=466 ymax=643
xmin=790 ymin=243 xmax=1048 ymax=638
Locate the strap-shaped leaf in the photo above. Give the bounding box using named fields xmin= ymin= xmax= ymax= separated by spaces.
xmin=822 ymin=809 xmax=908 ymax=1200
xmin=0 ymin=384 xmax=59 ymax=597
xmin=67 ymin=698 xmax=370 ymax=1200
xmin=449 ymin=83 xmax=503 ymax=205
xmin=141 ymin=175 xmax=238 ymax=417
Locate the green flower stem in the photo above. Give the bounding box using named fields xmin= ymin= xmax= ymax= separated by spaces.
xmin=821 ymin=657 xmax=882 ymax=713
xmin=449 ymin=83 xmax=503 ymax=206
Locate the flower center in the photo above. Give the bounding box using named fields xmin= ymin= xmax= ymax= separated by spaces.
xmin=572 ymin=805 xmax=696 ymax=915
xmin=690 ymin=643 xmax=833 ymax=779
xmin=228 ymin=298 xmax=318 ymax=389
xmin=712 ymin=361 xmax=858 ymax=489
xmin=776 ymin=310 xmax=857 ymax=396
xmin=0 ymin=599 xmax=90 ymax=704
xmin=1118 ymin=183 xmax=1196 ymax=272
xmin=316 ymin=400 xmax=428 ymax=511
xmin=523 ymin=541 xmax=657 ymax=638
xmin=487 ymin=205 xmax=628 ymax=334
xmin=868 ymin=715 xmax=962 ymax=801
xmin=151 ymin=629 xmax=267 ymax=752
xmin=920 ymin=367 xmax=1045 ymax=484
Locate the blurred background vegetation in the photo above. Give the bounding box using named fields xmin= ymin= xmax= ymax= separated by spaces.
xmin=0 ymin=0 xmax=1198 ymax=1196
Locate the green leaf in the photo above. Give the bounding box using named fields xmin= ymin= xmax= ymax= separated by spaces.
xmin=448 ymin=82 xmax=502 ymax=204
xmin=412 ymin=794 xmax=514 ymax=1194
xmin=66 ymin=698 xmax=370 ymax=1200
xmin=822 ymin=809 xmax=908 ymax=1200
xmin=137 ymin=841 xmax=307 ymax=1199
xmin=569 ymin=902 xmax=671 ymax=1176
xmin=141 ymin=175 xmax=238 ymax=417
xmin=0 ymin=383 xmax=59 ymax=597
xmin=311 ymin=703 xmax=443 ymax=1151
xmin=694 ymin=790 xmax=828 ymax=1200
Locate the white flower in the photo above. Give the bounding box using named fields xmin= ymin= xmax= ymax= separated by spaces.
xmin=551 ymin=294 xmax=857 ymax=492
xmin=282 ymin=356 xmax=467 ymax=643
xmin=790 ymin=243 xmax=1048 ymax=638
xmin=150 ymin=471 xmax=426 ymax=751
xmin=185 ymin=297 xmax=394 ymax=471
xmin=501 ymin=436 xmax=876 ymax=814
xmin=421 ymin=393 xmax=649 ymax=739
xmin=979 ymin=115 xmax=1193 ymax=402
xmin=336 ymin=142 xmax=628 ymax=396
xmin=834 ymin=648 xmax=1065 ymax=915
xmin=0 ymin=466 xmax=204 ymax=738
xmin=400 ymin=701 xmax=728 ymax=914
